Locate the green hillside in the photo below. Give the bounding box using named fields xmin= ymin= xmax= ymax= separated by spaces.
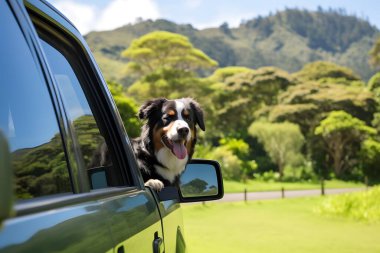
xmin=85 ymin=8 xmax=379 ymax=86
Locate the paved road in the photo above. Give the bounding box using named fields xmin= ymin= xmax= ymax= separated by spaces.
xmin=218 ymin=188 xmax=366 ymax=202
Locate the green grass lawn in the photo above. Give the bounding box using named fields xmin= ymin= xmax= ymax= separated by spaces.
xmin=223 ymin=179 xmax=364 ymax=193
xmin=182 ymin=197 xmax=380 ymax=253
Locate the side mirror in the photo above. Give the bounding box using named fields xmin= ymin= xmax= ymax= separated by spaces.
xmin=179 ymin=159 xmax=224 ymax=203
xmin=0 ymin=131 xmax=13 ymax=225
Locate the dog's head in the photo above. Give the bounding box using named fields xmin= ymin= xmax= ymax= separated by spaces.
xmin=139 ymin=98 xmax=205 ymax=163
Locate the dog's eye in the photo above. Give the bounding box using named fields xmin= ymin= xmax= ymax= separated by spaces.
xmin=164 ymin=114 xmax=175 ymax=121
xmin=183 ymin=115 xmax=191 ymax=121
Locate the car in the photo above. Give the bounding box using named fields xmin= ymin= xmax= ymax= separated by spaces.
xmin=0 ymin=0 xmax=223 ymax=252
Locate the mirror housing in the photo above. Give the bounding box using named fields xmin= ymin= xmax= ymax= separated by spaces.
xmin=0 ymin=131 xmax=13 ymax=224
xmin=179 ymin=159 xmax=224 ymax=203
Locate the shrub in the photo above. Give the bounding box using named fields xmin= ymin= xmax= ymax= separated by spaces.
xmin=315 ymin=186 xmax=380 ymax=223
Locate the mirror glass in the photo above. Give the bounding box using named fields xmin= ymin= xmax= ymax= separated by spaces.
xmin=180 ymin=163 xmax=219 ymax=198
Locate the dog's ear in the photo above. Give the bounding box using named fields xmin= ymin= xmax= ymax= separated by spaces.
xmin=138 ymin=98 xmax=167 ymax=120
xmin=189 ymin=99 xmax=205 ymax=131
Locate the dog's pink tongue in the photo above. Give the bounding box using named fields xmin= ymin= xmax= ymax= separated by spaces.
xmin=172 ymin=142 xmax=187 ymax=159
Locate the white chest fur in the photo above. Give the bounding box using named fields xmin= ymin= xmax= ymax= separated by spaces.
xmin=155 ymin=147 xmax=188 ymax=183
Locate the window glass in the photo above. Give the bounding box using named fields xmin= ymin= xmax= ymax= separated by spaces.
xmin=0 ymin=2 xmax=71 ymax=199
xmin=39 ymin=39 xmax=118 ymax=189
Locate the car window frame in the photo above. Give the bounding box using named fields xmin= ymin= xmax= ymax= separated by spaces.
xmin=7 ymin=0 xmax=146 ymax=217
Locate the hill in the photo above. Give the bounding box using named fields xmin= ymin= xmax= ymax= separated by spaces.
xmin=84 ymin=8 xmax=379 ymax=85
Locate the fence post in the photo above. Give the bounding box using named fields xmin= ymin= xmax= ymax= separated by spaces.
xmin=321 ymin=177 xmax=325 ymax=196
xmin=244 ymin=188 xmax=247 ymax=202
xmin=281 ymin=187 xmax=285 ymax=199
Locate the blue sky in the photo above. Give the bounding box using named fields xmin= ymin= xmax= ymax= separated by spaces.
xmin=48 ymin=0 xmax=380 ymax=35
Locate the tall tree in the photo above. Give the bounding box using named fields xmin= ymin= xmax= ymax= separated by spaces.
xmin=264 ymin=81 xmax=377 ymax=136
xmin=121 ymin=31 xmax=217 ymax=77
xmin=314 ymin=110 xmax=376 ymax=177
xmin=360 ymin=139 xmax=380 ymax=184
xmin=293 ymin=61 xmax=360 ymax=82
xmin=208 ymin=66 xmax=294 ymax=139
xmin=122 ymin=31 xmax=217 ymax=102
xmin=248 ymin=121 xmax=305 ymax=179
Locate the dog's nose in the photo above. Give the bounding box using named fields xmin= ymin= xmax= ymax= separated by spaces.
xmin=177 ymin=127 xmax=189 ymax=138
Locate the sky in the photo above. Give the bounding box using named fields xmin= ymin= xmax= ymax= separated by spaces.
xmin=47 ymin=0 xmax=380 ymax=35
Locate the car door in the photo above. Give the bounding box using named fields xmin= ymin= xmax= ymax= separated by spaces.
xmin=0 ymin=1 xmax=114 ymax=252
xmin=0 ymin=1 xmax=165 ymax=252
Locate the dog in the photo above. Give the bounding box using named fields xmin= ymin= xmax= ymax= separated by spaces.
xmin=132 ymin=98 xmax=205 ymax=191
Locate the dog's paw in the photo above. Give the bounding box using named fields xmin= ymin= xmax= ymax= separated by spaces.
xmin=144 ymin=179 xmax=164 ymax=191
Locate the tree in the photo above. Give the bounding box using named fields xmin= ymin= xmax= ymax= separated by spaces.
xmin=264 ymin=81 xmax=377 ymax=136
xmin=360 ymin=139 xmax=380 ymax=184
xmin=248 ymin=121 xmax=305 ymax=179
xmin=121 ymin=31 xmax=217 ymax=77
xmin=294 ymin=61 xmax=360 ymax=82
xmin=369 ymin=37 xmax=380 ymax=67
xmin=208 ymin=66 xmax=295 ymax=139
xmin=314 ymin=110 xmax=376 ymax=178
xmin=122 ymin=31 xmax=217 ymax=102
xmin=368 ymin=72 xmax=380 ymax=97
xmin=208 ymin=66 xmax=253 ymax=82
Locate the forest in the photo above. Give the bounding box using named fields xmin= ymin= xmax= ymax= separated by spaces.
xmin=102 ymin=24 xmax=380 ymax=186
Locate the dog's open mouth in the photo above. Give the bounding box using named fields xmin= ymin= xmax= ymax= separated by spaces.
xmin=161 ymin=135 xmax=187 ymax=160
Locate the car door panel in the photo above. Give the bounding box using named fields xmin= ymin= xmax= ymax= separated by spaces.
xmin=101 ymin=190 xmax=164 ymax=253
xmin=158 ymin=199 xmax=185 ymax=253
xmin=0 ymin=199 xmax=114 ymax=253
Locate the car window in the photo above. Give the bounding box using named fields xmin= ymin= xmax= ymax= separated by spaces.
xmin=37 ymin=31 xmax=124 ymax=190
xmin=0 ymin=1 xmax=71 ymax=199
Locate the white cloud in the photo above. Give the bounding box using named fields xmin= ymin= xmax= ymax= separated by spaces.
xmin=95 ymin=0 xmax=160 ymax=31
xmin=52 ymin=0 xmax=96 ymax=34
xmin=50 ymin=0 xmax=160 ymax=34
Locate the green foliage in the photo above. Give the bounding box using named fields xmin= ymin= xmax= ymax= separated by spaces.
xmin=208 ymin=66 xmax=253 ymax=82
xmin=371 ymin=113 xmax=380 ymax=133
xmin=205 ymin=146 xmax=242 ymax=181
xmin=315 ymin=186 xmax=380 ymax=223
xmin=208 ymin=66 xmax=294 ymax=139
xmin=265 ymin=81 xmax=377 ymax=136
xmin=194 ymin=139 xmax=257 ymax=181
xmin=249 ymin=121 xmax=305 ymax=179
xmin=294 ymin=61 xmax=360 ymax=82
xmin=121 ymin=31 xmax=217 ymax=77
xmin=360 ymin=139 xmax=380 ymax=184
xmin=218 ymin=138 xmax=258 ymax=180
xmin=315 ymin=110 xmax=376 ymax=136
xmin=368 ymin=72 xmax=380 ymax=95
xmin=127 ymin=69 xmax=213 ymax=103
xmin=122 ymin=31 xmax=218 ymax=104
xmin=315 ymin=110 xmax=376 ymax=178
xmin=283 ymin=163 xmax=318 ymax=182
xmin=107 ymin=81 xmax=141 ymax=138
xmin=219 ymin=138 xmax=250 ymax=159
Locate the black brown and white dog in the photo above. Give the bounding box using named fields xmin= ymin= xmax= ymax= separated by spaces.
xmin=132 ymin=98 xmax=205 ymax=191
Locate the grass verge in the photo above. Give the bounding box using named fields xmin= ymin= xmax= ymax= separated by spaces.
xmin=182 ymin=197 xmax=380 ymax=253
xmin=223 ymin=179 xmax=364 ymax=193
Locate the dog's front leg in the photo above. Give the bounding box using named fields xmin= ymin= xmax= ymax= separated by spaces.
xmin=144 ymin=179 xmax=164 ymax=191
